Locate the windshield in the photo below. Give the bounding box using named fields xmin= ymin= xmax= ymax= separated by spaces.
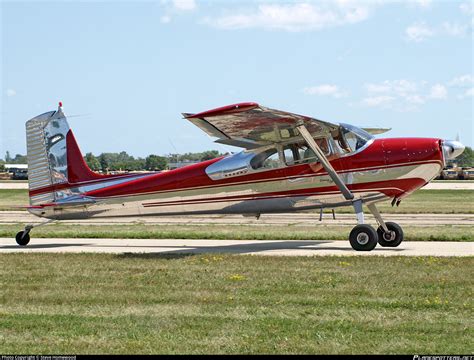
xmin=336 ymin=123 xmax=373 ymax=153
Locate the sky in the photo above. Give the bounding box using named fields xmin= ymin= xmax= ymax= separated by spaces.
xmin=1 ymin=0 xmax=473 ymax=159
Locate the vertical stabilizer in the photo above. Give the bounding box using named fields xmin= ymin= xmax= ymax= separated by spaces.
xmin=26 ymin=104 xmax=69 ymax=205
xmin=25 ymin=103 xmax=103 ymax=205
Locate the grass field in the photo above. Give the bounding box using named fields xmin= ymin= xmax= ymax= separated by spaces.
xmin=0 ymin=190 xmax=29 ymax=211
xmin=0 ymin=254 xmax=472 ymax=354
xmin=0 ymin=189 xmax=473 ymax=213
xmin=0 ymin=180 xmax=28 ymax=183
xmin=1 ymin=224 xmax=473 ymax=242
xmin=433 ymin=180 xmax=474 ymax=183
xmin=374 ymin=190 xmax=473 ymax=214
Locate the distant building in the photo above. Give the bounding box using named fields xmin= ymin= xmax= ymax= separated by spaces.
xmin=5 ymin=164 xmax=28 ymax=172
xmin=12 ymin=169 xmax=28 ymax=180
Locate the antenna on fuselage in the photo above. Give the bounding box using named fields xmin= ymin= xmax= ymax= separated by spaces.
xmin=167 ymin=138 xmax=180 ymax=169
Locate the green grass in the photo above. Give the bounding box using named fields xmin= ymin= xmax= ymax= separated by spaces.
xmin=0 ymin=189 xmax=472 ymax=213
xmin=0 ymin=254 xmax=472 ymax=354
xmin=0 ymin=189 xmax=28 ymax=211
xmin=434 ymin=180 xmax=474 ymax=183
xmin=1 ymin=224 xmax=473 ymax=242
xmin=374 ymin=190 xmax=474 ymax=214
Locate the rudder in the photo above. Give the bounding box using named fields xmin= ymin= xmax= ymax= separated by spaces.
xmin=26 ymin=103 xmax=103 ymax=205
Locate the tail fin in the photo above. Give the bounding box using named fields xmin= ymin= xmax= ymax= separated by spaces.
xmin=26 ymin=103 xmax=104 ymax=205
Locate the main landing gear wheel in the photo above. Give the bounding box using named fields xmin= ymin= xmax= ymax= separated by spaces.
xmin=15 ymin=231 xmax=30 ymax=246
xmin=349 ymin=224 xmax=378 ymax=251
xmin=377 ymin=222 xmax=404 ymax=247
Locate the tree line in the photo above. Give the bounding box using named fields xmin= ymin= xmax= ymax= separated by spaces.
xmin=454 ymin=146 xmax=474 ymax=168
xmin=1 ymin=150 xmax=225 ymax=172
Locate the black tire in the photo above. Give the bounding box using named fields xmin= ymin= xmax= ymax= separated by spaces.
xmin=15 ymin=231 xmax=30 ymax=246
xmin=349 ymin=224 xmax=378 ymax=251
xmin=377 ymin=222 xmax=404 ymax=247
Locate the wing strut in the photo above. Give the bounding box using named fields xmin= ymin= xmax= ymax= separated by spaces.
xmin=295 ymin=120 xmax=354 ymax=201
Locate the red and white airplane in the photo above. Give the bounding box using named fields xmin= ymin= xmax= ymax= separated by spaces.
xmin=16 ymin=102 xmax=465 ymax=251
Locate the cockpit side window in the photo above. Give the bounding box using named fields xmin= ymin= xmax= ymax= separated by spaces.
xmin=333 ymin=124 xmax=373 ymax=154
xmin=283 ymin=138 xmax=330 ymax=166
xmin=283 ymin=147 xmax=297 ymax=166
xmin=250 ymin=148 xmax=281 ymax=170
xmin=250 ymin=136 xmax=335 ymax=171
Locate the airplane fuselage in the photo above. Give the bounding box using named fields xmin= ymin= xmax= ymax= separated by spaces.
xmin=27 ymin=137 xmax=444 ymax=220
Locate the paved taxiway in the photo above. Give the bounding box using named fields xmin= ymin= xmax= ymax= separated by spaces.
xmin=0 ymin=238 xmax=472 ymax=256
xmin=2 ymin=211 xmax=474 ymax=226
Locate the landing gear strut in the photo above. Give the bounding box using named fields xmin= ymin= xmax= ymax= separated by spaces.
xmin=348 ymin=201 xmax=404 ymax=251
xmin=294 ymin=120 xmax=404 ymax=252
xmin=15 ymin=220 xmax=55 ymax=246
xmin=349 ymin=199 xmax=377 ymax=251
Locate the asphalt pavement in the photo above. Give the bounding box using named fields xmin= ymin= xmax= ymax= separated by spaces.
xmin=0 ymin=237 xmax=472 ymax=256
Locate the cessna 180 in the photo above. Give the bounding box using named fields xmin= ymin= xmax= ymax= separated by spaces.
xmin=16 ymin=102 xmax=465 ymax=251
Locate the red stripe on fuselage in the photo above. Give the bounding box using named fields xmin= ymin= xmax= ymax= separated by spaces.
xmin=29 ymin=138 xmax=443 ymax=201
xmin=28 ymin=172 xmax=150 ymax=197
xmin=140 ymin=178 xmax=423 ymax=208
xmin=82 ymin=138 xmax=442 ymax=199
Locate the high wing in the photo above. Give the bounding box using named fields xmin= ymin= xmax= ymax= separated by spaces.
xmin=183 ymin=102 xmax=340 ymax=149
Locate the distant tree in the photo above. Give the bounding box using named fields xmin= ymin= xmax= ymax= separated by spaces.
xmin=5 ymin=154 xmax=27 ymax=164
xmin=455 ymin=146 xmax=474 ymax=167
xmin=200 ymin=150 xmax=221 ymax=161
xmin=3 ymin=152 xmax=27 ymax=163
xmin=98 ymin=153 xmax=111 ymax=172
xmin=145 ymin=155 xmax=167 ymax=171
xmin=84 ymin=153 xmax=101 ymax=171
xmin=90 ymin=150 xmax=224 ymax=173
xmin=179 ymin=152 xmax=199 ymax=162
xmin=98 ymin=153 xmax=123 ymax=171
xmin=117 ymin=151 xmax=134 ymax=164
xmin=115 ymin=158 xmax=145 ymax=171
xmin=178 ymin=151 xmax=223 ymax=162
xmin=131 ymin=158 xmax=146 ymax=171
xmin=167 ymin=153 xmax=180 ymax=163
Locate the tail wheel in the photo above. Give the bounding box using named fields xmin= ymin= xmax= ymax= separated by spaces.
xmin=15 ymin=231 xmax=30 ymax=246
xmin=349 ymin=224 xmax=378 ymax=251
xmin=377 ymin=222 xmax=404 ymax=247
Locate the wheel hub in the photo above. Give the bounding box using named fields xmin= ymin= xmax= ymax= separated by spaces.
xmin=356 ymin=232 xmax=369 ymax=245
xmin=383 ymin=231 xmax=396 ymax=241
